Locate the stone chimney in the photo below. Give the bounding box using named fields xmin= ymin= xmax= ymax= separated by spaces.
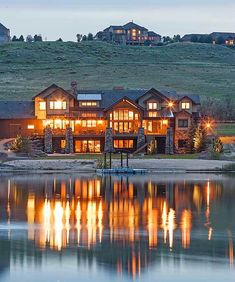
xmin=71 ymin=81 xmax=78 ymax=96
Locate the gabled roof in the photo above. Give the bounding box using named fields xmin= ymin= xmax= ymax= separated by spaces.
xmin=210 ymin=32 xmax=235 ymax=40
xmin=77 ymin=89 xmax=146 ymax=108
xmin=177 ymin=95 xmax=200 ymax=105
xmin=33 ymin=84 xmax=75 ymax=100
xmin=76 ymin=88 xmax=200 ymax=108
xmin=123 ymin=22 xmax=148 ymax=31
xmin=0 ymin=23 xmax=9 ymax=32
xmin=0 ymin=101 xmax=34 ymax=119
xmin=103 ymin=25 xmax=125 ymax=32
xmin=148 ymin=31 xmax=161 ymax=37
xmin=104 ymin=96 xmax=144 ymax=112
xmin=137 ymin=88 xmax=171 ymax=103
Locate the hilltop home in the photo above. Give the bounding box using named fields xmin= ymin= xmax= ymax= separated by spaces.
xmin=0 ymin=23 xmax=10 ymax=43
xmin=182 ymin=32 xmax=235 ymax=45
xmin=0 ymin=83 xmax=201 ymax=154
xmin=96 ymin=21 xmax=161 ymax=45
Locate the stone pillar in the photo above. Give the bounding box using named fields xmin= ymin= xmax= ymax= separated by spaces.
xmin=165 ymin=127 xmax=174 ymax=154
xmin=137 ymin=127 xmax=146 ymax=149
xmin=104 ymin=128 xmax=113 ymax=153
xmin=65 ymin=127 xmax=74 ymax=154
xmin=44 ymin=126 xmax=53 ymax=154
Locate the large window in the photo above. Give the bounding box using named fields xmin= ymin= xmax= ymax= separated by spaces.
xmin=114 ymin=139 xmax=134 ymax=149
xmin=148 ymin=111 xmax=158 ymax=117
xmin=39 ymin=101 xmax=46 ymax=110
xmin=148 ymin=102 xmax=157 ymax=110
xmin=75 ymin=140 xmax=100 ymax=153
xmin=182 ymin=102 xmax=190 ymax=110
xmin=178 ymin=119 xmax=189 ymax=128
xmin=110 ymin=110 xmax=137 ymax=121
xmin=43 ymin=120 xmax=74 ymax=131
xmin=81 ymin=120 xmax=97 ymax=128
xmin=49 ymin=101 xmax=67 ymax=110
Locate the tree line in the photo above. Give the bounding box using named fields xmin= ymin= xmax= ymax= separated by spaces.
xmin=201 ymin=95 xmax=235 ymax=121
xmin=12 ymin=34 xmax=43 ymax=42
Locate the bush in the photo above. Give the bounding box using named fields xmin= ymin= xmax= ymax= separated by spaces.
xmin=10 ymin=135 xmax=32 ymax=154
xmin=212 ymin=138 xmax=223 ymax=153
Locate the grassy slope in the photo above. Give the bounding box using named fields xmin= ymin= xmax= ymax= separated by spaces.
xmin=0 ymin=41 xmax=234 ymax=101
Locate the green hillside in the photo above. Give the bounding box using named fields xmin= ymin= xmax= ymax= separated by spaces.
xmin=0 ymin=41 xmax=234 ymax=101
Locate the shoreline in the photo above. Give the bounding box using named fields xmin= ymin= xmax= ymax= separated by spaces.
xmin=0 ymin=158 xmax=234 ymax=174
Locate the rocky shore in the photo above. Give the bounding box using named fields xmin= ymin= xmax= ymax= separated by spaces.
xmin=0 ymin=159 xmax=234 ymax=173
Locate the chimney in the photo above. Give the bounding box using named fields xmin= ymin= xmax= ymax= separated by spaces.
xmin=71 ymin=81 xmax=78 ymax=96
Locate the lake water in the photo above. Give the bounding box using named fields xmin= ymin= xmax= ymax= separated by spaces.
xmin=0 ymin=173 xmax=234 ymax=282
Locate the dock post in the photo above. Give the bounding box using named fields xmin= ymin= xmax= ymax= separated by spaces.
xmin=121 ymin=152 xmax=123 ymax=168
xmin=104 ymin=153 xmax=107 ymax=169
xmin=126 ymin=153 xmax=129 ymax=168
xmin=109 ymin=152 xmax=112 ymax=169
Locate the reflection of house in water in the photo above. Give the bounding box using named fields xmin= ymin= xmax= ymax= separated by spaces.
xmin=0 ymin=174 xmax=234 ymax=278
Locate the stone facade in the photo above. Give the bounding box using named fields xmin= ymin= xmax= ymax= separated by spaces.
xmin=165 ymin=127 xmax=174 ymax=154
xmin=44 ymin=126 xmax=53 ymax=154
xmin=104 ymin=128 xmax=114 ymax=152
xmin=65 ymin=127 xmax=74 ymax=154
xmin=137 ymin=127 xmax=146 ymax=149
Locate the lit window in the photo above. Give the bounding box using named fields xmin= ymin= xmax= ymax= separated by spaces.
xmin=39 ymin=101 xmax=46 ymax=110
xmin=50 ymin=101 xmax=67 ymax=110
xmin=182 ymin=102 xmax=190 ymax=110
xmin=27 ymin=125 xmax=34 ymax=130
xmin=80 ymin=101 xmax=97 ymax=107
xmin=82 ymin=120 xmax=97 ymax=127
xmin=114 ymin=139 xmax=134 ymax=149
xmin=162 ymin=119 xmax=168 ymax=125
xmin=148 ymin=111 xmax=158 ymax=117
xmin=148 ymin=102 xmax=157 ymax=110
xmin=178 ymin=119 xmax=189 ymax=128
xmin=61 ymin=140 xmax=66 ymax=149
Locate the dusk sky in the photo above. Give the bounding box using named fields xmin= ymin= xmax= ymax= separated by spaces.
xmin=0 ymin=0 xmax=234 ymax=41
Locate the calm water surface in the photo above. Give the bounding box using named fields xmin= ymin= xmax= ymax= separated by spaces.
xmin=0 ymin=173 xmax=234 ymax=282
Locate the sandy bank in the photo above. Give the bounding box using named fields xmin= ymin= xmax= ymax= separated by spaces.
xmin=1 ymin=159 xmax=234 ymax=173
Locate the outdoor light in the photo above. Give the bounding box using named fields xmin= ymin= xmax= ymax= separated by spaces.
xmin=206 ymin=123 xmax=211 ymax=129
xmin=168 ymin=102 xmax=174 ymax=108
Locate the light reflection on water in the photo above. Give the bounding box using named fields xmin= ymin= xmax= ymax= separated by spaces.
xmin=0 ymin=173 xmax=235 ymax=282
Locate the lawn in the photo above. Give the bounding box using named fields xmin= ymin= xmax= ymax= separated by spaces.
xmin=0 ymin=41 xmax=235 ymax=101
xmin=215 ymin=123 xmax=235 ymax=136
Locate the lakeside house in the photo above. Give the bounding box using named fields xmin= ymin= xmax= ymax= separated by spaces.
xmin=0 ymin=83 xmax=201 ymax=154
xmin=96 ymin=21 xmax=161 ymax=45
xmin=0 ymin=23 xmax=10 ymax=43
xmin=182 ymin=32 xmax=235 ymax=45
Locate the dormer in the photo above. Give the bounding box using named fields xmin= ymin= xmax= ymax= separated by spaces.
xmin=77 ymin=94 xmax=102 ymax=108
xmin=178 ymin=96 xmax=193 ymax=113
xmin=137 ymin=88 xmax=171 ymax=116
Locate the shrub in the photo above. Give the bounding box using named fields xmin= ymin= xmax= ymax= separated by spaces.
xmin=11 ymin=135 xmax=32 ymax=154
xmin=212 ymin=138 xmax=223 ymax=153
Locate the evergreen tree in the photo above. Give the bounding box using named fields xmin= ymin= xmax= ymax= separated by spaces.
xmin=12 ymin=35 xmax=18 ymax=42
xmin=19 ymin=35 xmax=25 ymax=42
xmin=213 ymin=138 xmax=223 ymax=153
xmin=193 ymin=123 xmax=208 ymax=152
xmin=82 ymin=35 xmax=87 ymax=41
xmin=87 ymin=33 xmax=94 ymax=41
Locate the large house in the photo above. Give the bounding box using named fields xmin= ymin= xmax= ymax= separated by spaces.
xmin=182 ymin=32 xmax=235 ymax=45
xmin=0 ymin=23 xmax=10 ymax=43
xmin=0 ymin=83 xmax=201 ymax=154
xmin=96 ymin=21 xmax=161 ymax=45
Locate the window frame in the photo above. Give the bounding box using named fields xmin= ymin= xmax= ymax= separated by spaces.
xmin=181 ymin=102 xmax=190 ymax=110
xmin=178 ymin=119 xmax=189 ymax=128
xmin=39 ymin=101 xmax=46 ymax=111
